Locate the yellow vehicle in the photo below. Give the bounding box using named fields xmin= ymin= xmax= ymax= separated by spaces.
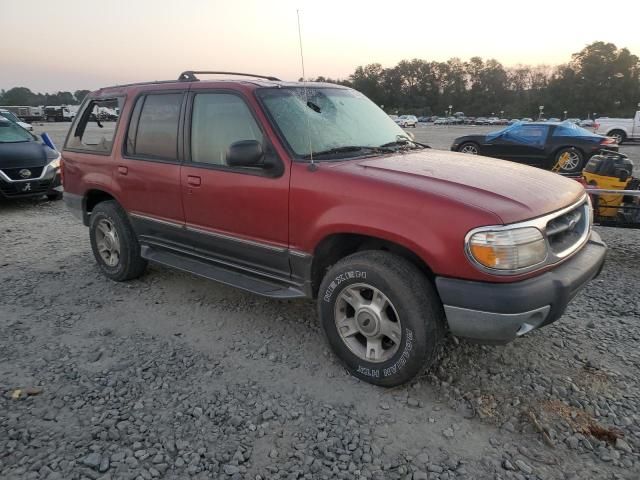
xmin=582 ymin=151 xmax=640 ymax=227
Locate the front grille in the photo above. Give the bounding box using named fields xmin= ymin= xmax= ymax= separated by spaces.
xmin=1 ymin=166 xmax=44 ymax=180
xmin=0 ymin=179 xmax=51 ymax=197
xmin=546 ymin=201 xmax=590 ymax=256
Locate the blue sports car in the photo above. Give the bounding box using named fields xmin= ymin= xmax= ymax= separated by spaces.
xmin=451 ymin=121 xmax=618 ymax=174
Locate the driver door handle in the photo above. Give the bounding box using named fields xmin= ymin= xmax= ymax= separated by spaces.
xmin=187 ymin=175 xmax=201 ymax=187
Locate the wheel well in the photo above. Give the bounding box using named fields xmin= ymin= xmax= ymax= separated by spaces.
xmin=83 ymin=190 xmax=115 ymax=225
xmin=310 ymin=233 xmax=434 ymax=298
xmin=607 ymin=129 xmax=625 ymax=138
xmin=458 ymin=141 xmax=479 ymax=152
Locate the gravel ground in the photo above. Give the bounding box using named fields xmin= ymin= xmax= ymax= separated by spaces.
xmin=1 ymin=124 xmax=639 ymax=480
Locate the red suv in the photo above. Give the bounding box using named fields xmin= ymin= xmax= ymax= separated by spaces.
xmin=62 ymin=71 xmax=606 ymax=386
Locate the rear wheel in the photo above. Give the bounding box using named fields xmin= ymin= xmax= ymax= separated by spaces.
xmin=608 ymin=130 xmax=626 ymax=145
xmin=318 ymin=251 xmax=444 ymax=387
xmin=458 ymin=142 xmax=479 ymax=154
xmin=554 ymin=147 xmax=584 ymax=174
xmin=89 ymin=200 xmax=147 ymax=281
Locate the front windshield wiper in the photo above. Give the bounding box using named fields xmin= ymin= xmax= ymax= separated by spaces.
xmin=380 ymin=135 xmax=431 ymax=149
xmin=301 ymin=145 xmax=394 ymax=159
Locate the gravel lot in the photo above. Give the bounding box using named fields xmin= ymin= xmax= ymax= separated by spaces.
xmin=1 ymin=123 xmax=639 ymax=480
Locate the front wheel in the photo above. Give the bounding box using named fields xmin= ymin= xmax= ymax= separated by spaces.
xmin=458 ymin=142 xmax=479 ymax=154
xmin=318 ymin=251 xmax=444 ymax=387
xmin=46 ymin=191 xmax=63 ymax=201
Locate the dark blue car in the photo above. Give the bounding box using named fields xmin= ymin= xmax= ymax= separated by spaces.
xmin=0 ymin=117 xmax=62 ymax=200
xmin=451 ymin=121 xmax=618 ymax=174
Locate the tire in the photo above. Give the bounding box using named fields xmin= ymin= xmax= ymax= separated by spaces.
xmin=608 ymin=130 xmax=626 ymax=145
xmin=554 ymin=147 xmax=584 ymax=174
xmin=46 ymin=191 xmax=63 ymax=201
xmin=89 ymin=200 xmax=147 ymax=281
xmin=458 ymin=142 xmax=479 ymax=155
xmin=318 ymin=251 xmax=444 ymax=387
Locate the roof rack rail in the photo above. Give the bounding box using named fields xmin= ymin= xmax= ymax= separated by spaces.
xmin=178 ymin=71 xmax=281 ymax=82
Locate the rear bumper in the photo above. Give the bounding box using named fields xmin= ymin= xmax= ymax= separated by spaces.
xmin=435 ymin=231 xmax=606 ymax=344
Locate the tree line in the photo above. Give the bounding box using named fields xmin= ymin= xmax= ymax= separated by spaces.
xmin=312 ymin=42 xmax=640 ymax=119
xmin=2 ymin=42 xmax=638 ymax=118
xmin=0 ymin=87 xmax=91 ymax=106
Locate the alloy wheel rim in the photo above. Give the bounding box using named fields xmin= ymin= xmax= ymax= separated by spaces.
xmin=95 ymin=218 xmax=121 ymax=267
xmin=461 ymin=145 xmax=477 ymax=154
xmin=560 ymin=152 xmax=580 ymax=171
xmin=334 ymin=283 xmax=402 ymax=363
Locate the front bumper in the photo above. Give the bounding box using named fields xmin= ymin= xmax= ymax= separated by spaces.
xmin=0 ymin=167 xmax=60 ymax=199
xmin=436 ymin=231 xmax=606 ymax=344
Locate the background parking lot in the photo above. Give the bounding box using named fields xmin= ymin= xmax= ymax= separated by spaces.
xmin=1 ymin=123 xmax=640 ymax=479
xmin=36 ymin=122 xmax=640 ymax=170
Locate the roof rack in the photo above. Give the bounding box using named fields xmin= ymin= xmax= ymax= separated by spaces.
xmin=178 ymin=71 xmax=281 ymax=82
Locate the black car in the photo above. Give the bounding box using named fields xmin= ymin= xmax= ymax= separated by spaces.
xmin=451 ymin=121 xmax=618 ymax=174
xmin=0 ymin=117 xmax=62 ymax=200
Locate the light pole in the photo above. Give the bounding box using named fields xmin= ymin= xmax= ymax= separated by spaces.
xmin=538 ymin=105 xmax=544 ymax=120
xmin=500 ymin=110 xmax=504 ymax=119
xmin=563 ymin=110 xmax=567 ymax=120
xmin=448 ymin=105 xmax=453 ymax=117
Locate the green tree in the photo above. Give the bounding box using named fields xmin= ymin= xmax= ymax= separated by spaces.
xmin=74 ymin=89 xmax=91 ymax=103
xmin=0 ymin=87 xmax=36 ymax=105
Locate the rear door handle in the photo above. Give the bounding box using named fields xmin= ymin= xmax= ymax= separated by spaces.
xmin=118 ymin=166 xmax=128 ymax=175
xmin=187 ymin=175 xmax=201 ymax=187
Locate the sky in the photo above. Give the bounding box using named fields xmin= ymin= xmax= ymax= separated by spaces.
xmin=1 ymin=0 xmax=639 ymax=93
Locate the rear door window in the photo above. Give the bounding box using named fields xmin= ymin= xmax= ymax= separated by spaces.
xmin=65 ymin=98 xmax=123 ymax=153
xmin=125 ymin=93 xmax=183 ymax=161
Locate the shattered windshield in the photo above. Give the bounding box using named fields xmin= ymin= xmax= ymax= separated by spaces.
xmin=257 ymin=87 xmax=411 ymax=159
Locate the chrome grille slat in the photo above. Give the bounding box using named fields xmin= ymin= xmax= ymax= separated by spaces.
xmin=545 ymin=202 xmax=590 ymax=257
xmin=1 ymin=166 xmax=45 ymax=180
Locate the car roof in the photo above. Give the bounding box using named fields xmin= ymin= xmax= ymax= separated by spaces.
xmin=92 ymin=73 xmax=350 ymax=98
xmin=521 ymin=121 xmax=567 ymax=126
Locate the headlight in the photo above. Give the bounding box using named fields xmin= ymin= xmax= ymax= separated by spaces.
xmin=47 ymin=152 xmax=61 ymax=170
xmin=467 ymin=227 xmax=547 ymax=271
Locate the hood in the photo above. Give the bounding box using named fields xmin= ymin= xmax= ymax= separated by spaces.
xmin=0 ymin=141 xmax=48 ymax=169
xmin=453 ymin=135 xmax=486 ymax=143
xmin=452 ymin=135 xmax=485 ymax=143
xmin=351 ymin=149 xmax=584 ymax=224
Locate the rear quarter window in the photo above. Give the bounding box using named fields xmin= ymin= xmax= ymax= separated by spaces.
xmin=65 ymin=98 xmax=123 ymax=154
xmin=552 ymin=124 xmax=597 ymax=137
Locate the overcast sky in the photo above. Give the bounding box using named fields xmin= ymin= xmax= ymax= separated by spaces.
xmin=2 ymin=0 xmax=639 ymax=93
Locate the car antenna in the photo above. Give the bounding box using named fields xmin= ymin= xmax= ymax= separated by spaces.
xmin=297 ymin=9 xmax=317 ymax=172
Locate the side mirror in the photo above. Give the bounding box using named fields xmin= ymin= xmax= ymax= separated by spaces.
xmin=227 ymin=140 xmax=264 ymax=167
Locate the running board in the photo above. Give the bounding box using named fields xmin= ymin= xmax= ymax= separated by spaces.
xmin=140 ymin=244 xmax=306 ymax=299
